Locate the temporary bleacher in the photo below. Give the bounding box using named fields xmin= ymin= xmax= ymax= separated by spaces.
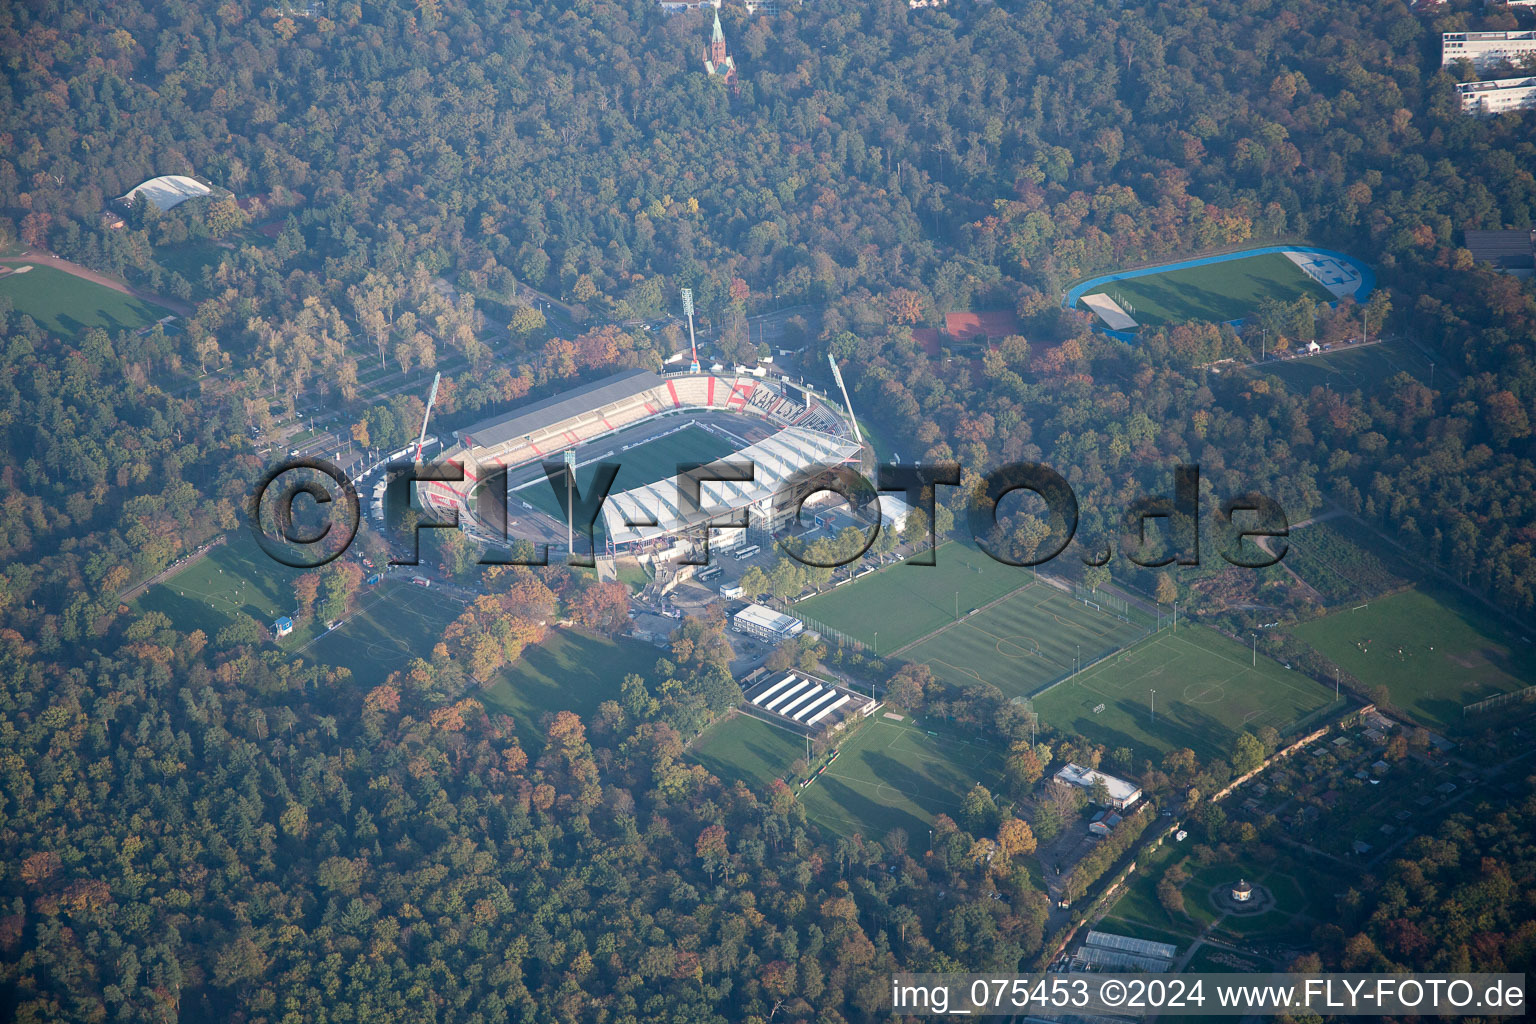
xmin=776 ymin=684 xmax=825 ymax=719
xmin=805 ymin=694 xmax=852 ymax=726
xmin=752 ymin=673 xmax=799 ymax=706
xmin=763 ymin=678 xmax=812 ymax=713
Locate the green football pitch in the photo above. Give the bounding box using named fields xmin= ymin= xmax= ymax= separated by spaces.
xmin=901 ymin=581 xmax=1149 ymax=698
xmin=511 ymin=423 xmax=740 ymax=524
xmin=1080 ymin=252 xmax=1336 ymax=327
xmin=132 ymin=532 xmax=305 ymax=641
xmin=0 ymin=264 xmax=170 ymax=337
xmin=691 ymin=712 xmax=1005 ymax=841
xmin=301 ymin=581 xmax=466 ymax=685
xmin=1032 ymin=625 xmax=1345 ymax=761
xmin=479 ymin=628 xmax=660 ymax=754
xmin=795 ymin=540 xmax=1038 ymax=651
xmin=1290 ymin=587 xmax=1536 ymax=729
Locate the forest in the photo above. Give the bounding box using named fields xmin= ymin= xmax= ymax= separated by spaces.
xmin=1 ymin=0 xmax=1534 ymax=1019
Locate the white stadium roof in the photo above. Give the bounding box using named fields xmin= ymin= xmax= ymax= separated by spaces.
xmin=119 ymin=175 xmax=213 ymax=212
xmin=601 ymin=425 xmax=860 ymax=547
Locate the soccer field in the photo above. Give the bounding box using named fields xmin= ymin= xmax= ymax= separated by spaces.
xmin=513 ymin=423 xmax=739 ymax=522
xmin=691 ymin=712 xmax=1005 ymax=841
xmin=1033 ymin=625 xmax=1344 ymax=761
xmin=303 ymin=582 xmax=466 ymax=685
xmin=901 ymin=581 xmax=1148 ymax=698
xmin=1290 ymin=587 xmax=1536 ymax=729
xmin=132 ymin=532 xmax=303 ymax=640
xmin=479 ymin=628 xmax=660 ymax=754
xmin=795 ymin=540 xmax=1036 ymax=650
xmin=1079 ymin=252 xmax=1336 ymax=327
xmin=0 ymin=264 xmax=170 ymax=337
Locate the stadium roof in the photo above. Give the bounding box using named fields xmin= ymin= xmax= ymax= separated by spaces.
xmin=1464 ymin=229 xmax=1535 ymax=272
xmin=601 ymin=425 xmax=861 ymax=547
xmin=119 ymin=175 xmax=213 ymax=211
xmin=458 ymin=368 xmax=663 ymax=451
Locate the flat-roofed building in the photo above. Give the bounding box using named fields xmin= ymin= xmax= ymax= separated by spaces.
xmin=1442 ymin=31 xmax=1536 ymax=71
xmin=1458 ymin=77 xmax=1536 ymax=115
xmin=1054 ymin=762 xmax=1143 ymax=810
xmin=733 ymin=603 xmax=804 ymax=643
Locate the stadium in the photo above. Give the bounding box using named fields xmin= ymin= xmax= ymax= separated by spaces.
xmin=419 ymin=367 xmax=864 ymax=559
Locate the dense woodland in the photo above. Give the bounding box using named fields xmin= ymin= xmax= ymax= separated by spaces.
xmin=1 ymin=0 xmax=1535 ymax=1019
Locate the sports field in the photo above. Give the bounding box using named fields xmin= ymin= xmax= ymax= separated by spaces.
xmin=0 ymin=264 xmax=170 ymax=337
xmin=901 ymin=581 xmax=1149 ymax=698
xmin=1261 ymin=341 xmax=1437 ymax=392
xmin=1033 ymin=625 xmax=1344 ymax=761
xmin=302 ymin=582 xmax=466 ymax=684
xmin=1290 ymin=587 xmax=1536 ymax=729
xmin=691 ymin=712 xmax=1005 ymax=841
xmin=479 ymin=628 xmax=659 ymax=753
xmin=132 ymin=533 xmax=304 ymax=641
xmin=1076 ymin=251 xmax=1339 ymax=328
xmin=512 ymin=423 xmax=739 ymax=523
xmin=795 ymin=541 xmax=1037 ymax=651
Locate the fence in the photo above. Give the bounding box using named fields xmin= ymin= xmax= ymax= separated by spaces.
xmin=1464 ymin=685 xmax=1536 ymax=716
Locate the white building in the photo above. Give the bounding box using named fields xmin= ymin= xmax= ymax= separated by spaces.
xmin=733 ymin=603 xmax=804 ymax=643
xmin=1054 ymin=762 xmax=1143 ymax=810
xmin=1442 ymin=31 xmax=1536 ymax=71
xmin=1458 ymin=77 xmax=1536 ymax=115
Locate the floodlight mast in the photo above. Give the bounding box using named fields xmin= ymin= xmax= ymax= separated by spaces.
xmin=682 ymin=287 xmax=700 ymax=374
xmin=826 ymin=354 xmax=863 ymax=444
xmin=413 ymin=371 xmax=441 ymax=462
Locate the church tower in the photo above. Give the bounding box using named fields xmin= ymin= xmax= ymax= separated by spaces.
xmin=702 ymin=9 xmax=737 ymax=87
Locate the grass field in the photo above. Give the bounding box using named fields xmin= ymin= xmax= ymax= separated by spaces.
xmin=479 ymin=628 xmax=659 ymax=754
xmin=1260 ymin=341 xmax=1438 ymax=392
xmin=132 ymin=533 xmax=303 ymax=641
xmin=0 ymin=264 xmax=170 ymax=337
xmin=795 ymin=541 xmax=1038 ymax=650
xmin=1099 ymin=845 xmax=1329 ymax=954
xmin=691 ymin=712 xmax=1005 ymax=841
xmin=302 ymin=582 xmax=466 ymax=685
xmin=512 ymin=424 xmax=739 ymax=524
xmin=1079 ymin=252 xmax=1336 ymax=327
xmin=901 ymin=581 xmax=1148 ymax=698
xmin=1033 ymin=625 xmax=1345 ymax=761
xmin=1290 ymin=587 xmax=1536 ymax=729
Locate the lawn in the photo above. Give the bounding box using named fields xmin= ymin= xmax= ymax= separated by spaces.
xmin=511 ymin=423 xmax=740 ymax=524
xmin=795 ymin=540 xmax=1037 ymax=651
xmin=0 ymin=264 xmax=170 ymax=337
xmin=1259 ymin=341 xmax=1438 ymax=392
xmin=900 ymin=581 xmax=1149 ymax=698
xmin=1290 ymin=586 xmax=1536 ymax=729
xmin=1078 ymin=251 xmax=1336 ymax=327
xmin=301 ymin=581 xmax=466 ymax=686
xmin=479 ymin=628 xmax=660 ymax=754
xmin=1032 ymin=625 xmax=1345 ymax=761
xmin=689 ymin=711 xmax=1006 ymax=842
xmin=691 ymin=711 xmax=808 ymax=787
xmin=132 ymin=532 xmax=306 ymax=642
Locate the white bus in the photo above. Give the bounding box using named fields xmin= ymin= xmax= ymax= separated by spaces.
xmin=734 ymin=545 xmax=762 ymax=560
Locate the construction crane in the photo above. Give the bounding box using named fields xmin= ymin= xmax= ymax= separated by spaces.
xmin=682 ymin=287 xmax=700 ymax=374
xmin=413 ymin=371 xmax=441 ymax=462
xmin=827 ymin=354 xmax=863 ymax=444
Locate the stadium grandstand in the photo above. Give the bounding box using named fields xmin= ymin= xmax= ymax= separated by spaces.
xmin=418 ymin=367 xmax=862 ymax=556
